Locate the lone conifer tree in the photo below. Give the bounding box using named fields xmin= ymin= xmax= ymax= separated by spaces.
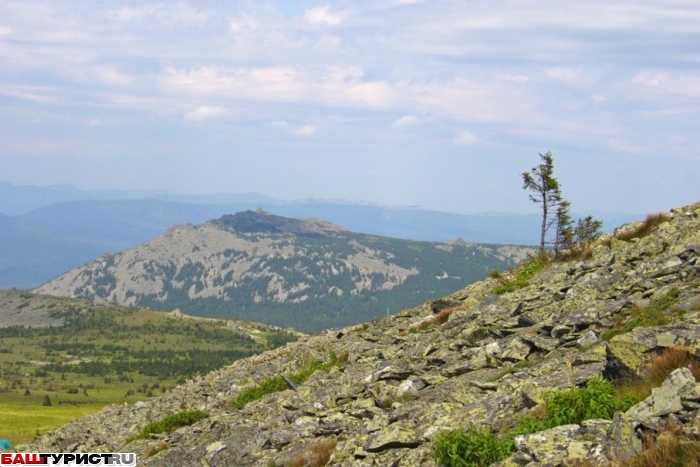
xmin=522 ymin=152 xmax=563 ymax=256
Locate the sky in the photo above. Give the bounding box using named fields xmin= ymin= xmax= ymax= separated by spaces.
xmin=0 ymin=0 xmax=698 ymax=215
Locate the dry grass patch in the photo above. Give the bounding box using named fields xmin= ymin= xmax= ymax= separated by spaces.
xmin=601 ymin=213 xmax=671 ymax=248
xmin=619 ymin=423 xmax=700 ymax=467
xmin=410 ymin=305 xmax=462 ymax=332
xmin=142 ymin=441 xmax=170 ymax=459
xmin=616 ymin=346 xmax=700 ymax=403
xmin=287 ymin=439 xmax=337 ymax=467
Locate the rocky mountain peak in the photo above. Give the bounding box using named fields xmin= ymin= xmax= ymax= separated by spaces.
xmin=211 ymin=209 xmax=345 ymax=236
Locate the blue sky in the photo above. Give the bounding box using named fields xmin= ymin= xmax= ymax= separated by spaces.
xmin=0 ymin=0 xmax=698 ymax=215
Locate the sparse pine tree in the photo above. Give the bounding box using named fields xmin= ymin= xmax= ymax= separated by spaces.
xmin=522 ymin=152 xmax=564 ymax=256
xmin=574 ymin=215 xmax=604 ymax=248
xmin=554 ymin=200 xmax=574 ymax=257
xmin=42 ymin=394 xmax=52 ymax=406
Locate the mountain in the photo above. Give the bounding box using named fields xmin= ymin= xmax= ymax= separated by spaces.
xmin=21 ymin=202 xmax=700 ymax=466
xmin=0 ymin=181 xmax=272 ymax=216
xmin=0 ymin=183 xmax=642 ymax=290
xmin=35 ymin=210 xmax=535 ymax=332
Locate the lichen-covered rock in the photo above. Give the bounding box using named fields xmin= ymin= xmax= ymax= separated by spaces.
xmin=627 ymin=368 xmax=697 ymax=421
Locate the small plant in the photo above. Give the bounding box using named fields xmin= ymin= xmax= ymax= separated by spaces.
xmin=42 ymin=394 xmax=51 ymax=406
xmin=488 ymin=269 xmax=502 ymax=279
xmin=137 ymin=410 xmax=209 ymax=439
xmin=542 ymin=377 xmax=635 ymax=427
xmin=434 ymin=427 xmax=514 ymax=467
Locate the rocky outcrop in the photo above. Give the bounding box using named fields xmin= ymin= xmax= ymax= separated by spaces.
xmin=18 ymin=201 xmax=700 ymax=466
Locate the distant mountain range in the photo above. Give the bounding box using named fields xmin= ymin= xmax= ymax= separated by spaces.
xmin=35 ymin=210 xmax=537 ymax=332
xmin=0 ymin=183 xmax=640 ymax=289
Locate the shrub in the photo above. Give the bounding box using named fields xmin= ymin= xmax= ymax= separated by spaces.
xmin=434 ymin=427 xmax=514 ymax=467
xmin=137 ymin=410 xmax=209 ymax=439
xmin=542 ymin=377 xmax=634 ymax=427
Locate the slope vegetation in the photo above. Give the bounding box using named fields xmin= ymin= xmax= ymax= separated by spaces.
xmin=0 ymin=291 xmax=300 ymax=444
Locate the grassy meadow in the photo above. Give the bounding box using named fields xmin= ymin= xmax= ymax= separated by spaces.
xmin=0 ymin=302 xmax=298 ymax=445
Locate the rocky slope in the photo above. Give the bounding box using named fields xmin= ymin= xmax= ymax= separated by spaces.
xmin=35 ymin=210 xmax=534 ymax=332
xmin=17 ymin=201 xmax=700 ymax=466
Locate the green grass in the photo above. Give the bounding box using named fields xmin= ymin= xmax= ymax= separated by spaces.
xmin=602 ymin=289 xmax=681 ymax=341
xmin=231 ymin=351 xmax=348 ymax=410
xmin=136 ymin=410 xmax=209 ymax=439
xmin=434 ymin=378 xmax=637 ymax=467
xmin=434 ymin=427 xmax=513 ymax=467
xmin=0 ymin=303 xmax=298 ymax=443
xmin=492 ymin=256 xmax=547 ymax=295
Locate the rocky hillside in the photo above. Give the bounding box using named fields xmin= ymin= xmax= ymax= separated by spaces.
xmin=35 ymin=210 xmax=534 ymax=333
xmin=17 ymin=201 xmax=700 ymax=466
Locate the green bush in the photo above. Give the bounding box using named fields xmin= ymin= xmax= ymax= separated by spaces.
xmin=542 ymin=377 xmax=634 ymax=426
xmin=434 ymin=427 xmax=514 ymax=467
xmin=231 ymin=351 xmax=348 ymax=410
xmin=231 ymin=376 xmax=288 ymax=410
xmin=137 ymin=410 xmax=209 ymax=439
xmin=434 ymin=378 xmax=638 ymax=466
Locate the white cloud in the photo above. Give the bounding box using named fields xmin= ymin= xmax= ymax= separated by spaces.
xmin=453 ymin=130 xmax=479 ymax=146
xmin=271 ymin=121 xmax=317 ymax=137
xmin=229 ymin=12 xmax=259 ymax=33
xmin=392 ymin=115 xmax=419 ymax=128
xmin=1 ymin=85 xmax=57 ymax=103
xmin=545 ymin=67 xmax=584 ymax=84
xmin=161 ymin=65 xmax=395 ymax=109
xmin=294 ymin=125 xmax=317 ymax=137
xmin=304 ymin=6 xmax=343 ymax=26
xmin=109 ymin=5 xmax=164 ymax=22
xmin=98 ymin=69 xmax=133 ymax=86
xmin=500 ymin=73 xmax=530 ymax=82
xmin=184 ymin=106 xmax=227 ymax=121
xmin=0 ymin=26 xmax=13 ymax=35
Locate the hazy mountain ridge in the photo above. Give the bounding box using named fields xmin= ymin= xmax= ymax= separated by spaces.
xmin=0 ymin=183 xmax=641 ymax=289
xmin=35 ymin=211 xmax=535 ymax=332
